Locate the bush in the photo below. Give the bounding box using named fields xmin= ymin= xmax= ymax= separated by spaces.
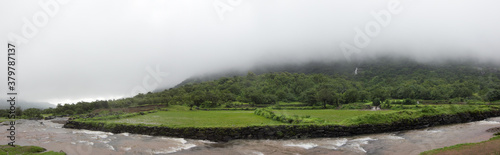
xmin=341 ymin=104 xmax=496 ymax=126
xmin=403 ymin=99 xmax=416 ymax=105
xmin=381 ymin=100 xmax=392 ymax=109
xmin=341 ymin=103 xmax=371 ymax=110
xmin=420 ymin=106 xmax=438 ymax=114
xmin=253 ymin=108 xmax=322 ymax=124
xmin=200 ymin=101 xmax=217 ymax=108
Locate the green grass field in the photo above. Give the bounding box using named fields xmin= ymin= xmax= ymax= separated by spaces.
xmin=0 ymin=145 xmax=65 ymax=155
xmin=273 ymin=109 xmax=393 ymax=123
xmin=77 ymin=104 xmax=499 ymax=128
xmin=0 ymin=118 xmax=15 ymax=123
xmin=103 ymin=109 xmax=394 ymax=127
xmin=108 ymin=111 xmax=287 ymax=127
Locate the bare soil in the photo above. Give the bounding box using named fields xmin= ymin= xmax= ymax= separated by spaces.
xmin=433 ymin=137 xmax=500 ymax=155
xmin=431 ymin=128 xmax=500 ymax=155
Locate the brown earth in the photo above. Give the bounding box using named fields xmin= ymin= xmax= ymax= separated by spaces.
xmin=429 ymin=128 xmax=500 ymax=155
xmin=92 ymin=105 xmax=166 ymax=113
xmin=431 ymin=137 xmax=500 ymax=155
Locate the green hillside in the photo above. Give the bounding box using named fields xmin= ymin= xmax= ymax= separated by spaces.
xmin=35 ymin=58 xmax=500 ymax=116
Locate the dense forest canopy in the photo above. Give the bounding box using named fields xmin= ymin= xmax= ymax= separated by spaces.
xmin=13 ymin=57 xmax=500 ymax=116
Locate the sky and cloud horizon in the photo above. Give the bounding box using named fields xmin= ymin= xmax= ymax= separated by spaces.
xmin=1 ymin=0 xmax=500 ymax=105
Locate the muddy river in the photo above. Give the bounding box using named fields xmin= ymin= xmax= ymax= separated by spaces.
xmin=1 ymin=117 xmax=499 ymax=155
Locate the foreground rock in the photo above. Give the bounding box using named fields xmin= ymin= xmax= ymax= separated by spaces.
xmin=486 ymin=127 xmax=500 ymax=133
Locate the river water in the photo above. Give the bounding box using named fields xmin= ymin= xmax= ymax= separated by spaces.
xmin=1 ymin=117 xmax=499 ymax=155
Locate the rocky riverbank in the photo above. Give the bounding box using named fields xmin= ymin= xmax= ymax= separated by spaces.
xmin=63 ymin=110 xmax=500 ymax=142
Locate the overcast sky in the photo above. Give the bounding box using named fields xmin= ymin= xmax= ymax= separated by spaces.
xmin=1 ymin=0 xmax=500 ymax=105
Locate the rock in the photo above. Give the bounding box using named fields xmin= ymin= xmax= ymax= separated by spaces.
xmin=486 ymin=127 xmax=500 ymax=133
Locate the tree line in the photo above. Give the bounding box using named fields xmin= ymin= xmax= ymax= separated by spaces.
xmin=30 ymin=59 xmax=500 ymax=115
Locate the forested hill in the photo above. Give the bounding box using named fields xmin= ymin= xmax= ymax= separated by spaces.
xmin=176 ymin=57 xmax=498 ymax=88
xmin=161 ymin=58 xmax=500 ymax=108
xmin=44 ymin=58 xmax=500 ymax=115
xmin=174 ymin=60 xmax=356 ymax=88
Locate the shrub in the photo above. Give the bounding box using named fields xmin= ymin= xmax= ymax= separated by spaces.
xmin=420 ymin=106 xmax=438 ymax=114
xmin=253 ymin=108 xmax=322 ymax=124
xmin=341 ymin=103 xmax=371 ymax=110
xmin=381 ymin=100 xmax=392 ymax=109
xmin=403 ymin=99 xmax=416 ymax=105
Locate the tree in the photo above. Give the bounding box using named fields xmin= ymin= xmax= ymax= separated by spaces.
xmin=0 ymin=109 xmax=9 ymax=118
xmin=358 ymin=90 xmax=370 ymax=102
xmin=75 ymin=108 xmax=85 ymax=114
xmin=227 ymin=85 xmax=241 ymax=95
xmin=430 ymin=87 xmax=449 ymax=100
xmin=316 ymin=88 xmax=337 ymax=109
xmin=301 ymin=89 xmax=318 ymax=106
xmin=486 ymin=89 xmax=500 ymax=101
xmin=23 ymin=108 xmax=42 ymax=119
xmin=276 ymin=89 xmax=287 ymax=101
xmin=372 ymin=88 xmax=389 ymax=102
xmin=247 ymin=72 xmax=256 ymax=81
xmin=64 ymin=109 xmax=74 ymax=115
xmin=372 ymin=98 xmax=381 ymax=108
xmin=191 ymin=90 xmax=204 ymax=108
xmin=451 ymin=83 xmax=473 ymax=99
xmin=343 ymin=89 xmax=359 ymax=104
xmin=15 ymin=107 xmax=22 ymax=117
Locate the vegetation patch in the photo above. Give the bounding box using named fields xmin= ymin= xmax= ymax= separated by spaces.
xmin=0 ymin=145 xmax=65 ymax=155
xmin=99 ymin=110 xmax=286 ymax=127
xmin=340 ymin=105 xmax=493 ymax=126
xmin=273 ymin=109 xmax=392 ymax=124
xmin=420 ymin=135 xmax=500 ymax=155
xmin=254 ymin=108 xmax=324 ymax=124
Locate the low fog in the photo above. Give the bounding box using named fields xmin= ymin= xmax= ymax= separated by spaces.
xmin=1 ymin=0 xmax=499 ymax=105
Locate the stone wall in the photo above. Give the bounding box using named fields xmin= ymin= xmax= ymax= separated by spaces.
xmin=63 ymin=110 xmax=500 ymax=142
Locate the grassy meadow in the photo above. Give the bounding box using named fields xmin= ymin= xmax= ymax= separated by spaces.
xmin=107 ymin=110 xmax=287 ymax=127
xmin=0 ymin=145 xmax=65 ymax=155
xmin=72 ymin=103 xmax=500 ymax=128
xmin=273 ymin=109 xmax=393 ymax=123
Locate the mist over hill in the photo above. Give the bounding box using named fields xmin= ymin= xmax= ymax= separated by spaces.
xmin=172 ymin=56 xmax=500 ymax=88
xmin=0 ymin=99 xmax=55 ymax=110
xmin=46 ymin=56 xmax=500 ymax=115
